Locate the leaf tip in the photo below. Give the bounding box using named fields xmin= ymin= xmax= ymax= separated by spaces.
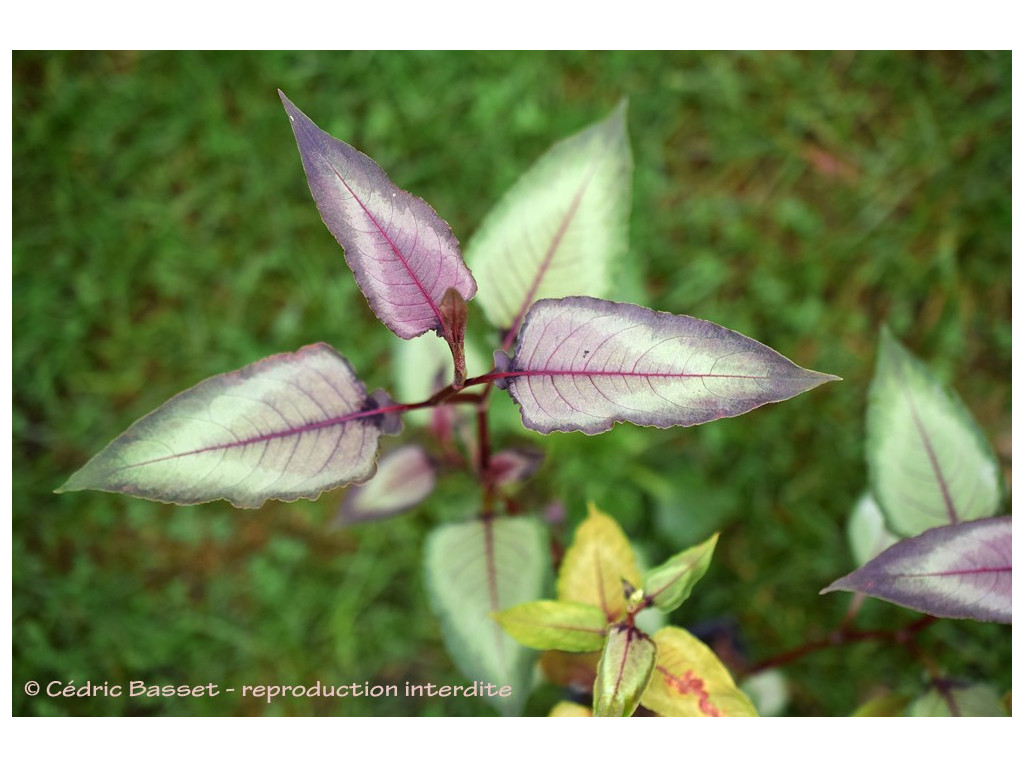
xmin=808 ymin=369 xmax=842 ymax=385
xmin=54 ymin=464 xmax=95 ymax=496
xmin=797 ymin=368 xmax=842 ymax=394
xmin=819 ymin=574 xmax=853 ymax=595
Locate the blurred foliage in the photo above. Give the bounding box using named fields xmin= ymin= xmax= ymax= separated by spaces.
xmin=13 ymin=51 xmax=1010 ymax=715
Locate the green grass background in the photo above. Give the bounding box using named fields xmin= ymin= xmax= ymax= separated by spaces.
xmin=13 ymin=51 xmax=1010 ymax=716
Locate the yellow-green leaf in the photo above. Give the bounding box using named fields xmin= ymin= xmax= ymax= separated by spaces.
xmin=558 ymin=502 xmax=641 ymax=621
xmin=494 ymin=600 xmax=607 ymax=652
xmin=643 ymin=532 xmax=718 ymax=612
xmin=549 ymin=701 xmax=592 ymax=717
xmin=851 ymin=692 xmax=911 ymax=716
xmin=642 ymin=627 xmax=757 ymax=717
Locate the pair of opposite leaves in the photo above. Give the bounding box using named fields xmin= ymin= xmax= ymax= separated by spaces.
xmin=59 ymin=92 xmax=837 ymax=509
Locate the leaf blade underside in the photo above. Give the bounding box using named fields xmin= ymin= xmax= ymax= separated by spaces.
xmin=822 ymin=516 xmax=1011 ymax=624
xmin=466 ymin=100 xmax=632 ymax=344
xmin=58 ymin=343 xmax=395 ymax=509
xmin=280 ymin=91 xmax=477 ymax=341
xmin=498 ymin=296 xmax=839 ymax=435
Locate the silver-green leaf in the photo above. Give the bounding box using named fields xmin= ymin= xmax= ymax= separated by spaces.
xmin=424 ymin=516 xmax=549 ymax=716
xmin=867 ymin=327 xmax=1004 ymax=536
xmin=466 ymin=101 xmax=632 ymax=343
xmin=58 ymin=343 xmax=397 ymax=509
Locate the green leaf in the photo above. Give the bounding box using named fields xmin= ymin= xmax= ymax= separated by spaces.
xmin=907 ymin=683 xmax=1008 ymax=716
xmin=643 ymin=532 xmax=718 ymax=612
xmin=558 ymin=502 xmax=641 ymax=622
xmin=466 ymin=101 xmax=632 ymax=343
xmin=642 ymin=627 xmax=757 ymax=717
xmin=593 ymin=623 xmax=656 ymax=717
xmin=494 ymin=600 xmax=607 ymax=652
xmin=867 ymin=327 xmax=1004 ymax=536
xmin=424 ymin=516 xmax=549 ymax=716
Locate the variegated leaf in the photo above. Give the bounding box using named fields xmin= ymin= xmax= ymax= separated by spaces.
xmin=58 ymin=343 xmax=399 ymax=509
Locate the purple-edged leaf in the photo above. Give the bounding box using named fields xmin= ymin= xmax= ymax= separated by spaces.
xmin=495 ymin=297 xmax=839 ymax=435
xmin=867 ymin=327 xmax=1004 ymax=536
xmin=822 ymin=517 xmax=1011 ymax=623
xmin=280 ymin=91 xmax=477 ymax=344
xmin=57 ymin=343 xmax=398 ymax=509
xmin=466 ymin=101 xmax=632 ymax=344
xmin=335 ymin=445 xmax=435 ymax=525
xmin=593 ymin=623 xmax=656 ymax=717
xmin=424 ymin=516 xmax=549 ymax=716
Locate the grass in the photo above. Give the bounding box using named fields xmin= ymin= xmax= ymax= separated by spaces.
xmin=13 ymin=51 xmax=1010 ymax=716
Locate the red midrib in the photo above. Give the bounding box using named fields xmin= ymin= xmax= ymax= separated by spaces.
xmin=329 ymin=161 xmax=447 ymax=336
xmin=118 ymin=403 xmax=398 ymax=470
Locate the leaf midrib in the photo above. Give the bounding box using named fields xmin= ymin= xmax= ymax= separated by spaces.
xmin=117 ymin=404 xmax=392 ymax=470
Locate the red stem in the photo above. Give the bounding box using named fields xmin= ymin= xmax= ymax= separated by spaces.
xmin=742 ymin=614 xmax=937 ymax=678
xmin=389 ymin=368 xmax=501 ymax=520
